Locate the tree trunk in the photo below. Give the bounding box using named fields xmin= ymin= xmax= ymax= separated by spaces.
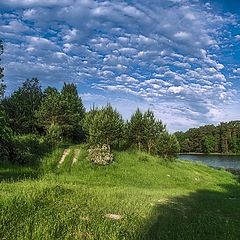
xmin=148 ymin=143 xmax=150 ymax=154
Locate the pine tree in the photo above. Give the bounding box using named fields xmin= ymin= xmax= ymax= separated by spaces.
xmin=83 ymin=105 xmax=99 ymax=143
xmin=36 ymin=83 xmax=85 ymax=142
xmin=36 ymin=86 xmax=61 ymax=131
xmin=128 ymin=108 xmax=144 ymax=151
xmin=60 ymin=83 xmax=85 ymax=141
xmin=84 ymin=104 xmax=124 ymax=149
xmin=157 ymin=132 xmax=180 ymax=158
xmin=143 ymin=109 xmax=165 ymax=154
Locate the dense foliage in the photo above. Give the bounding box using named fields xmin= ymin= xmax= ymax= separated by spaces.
xmin=2 ymin=78 xmax=43 ymax=134
xmin=0 ymin=40 xmax=12 ymax=162
xmin=83 ymin=105 xmax=179 ymax=158
xmin=0 ymin=40 xmax=5 ymax=98
xmin=36 ymin=83 xmax=85 ymax=142
xmin=83 ymin=104 xmax=124 ymax=149
xmin=0 ymin=106 xmax=12 ymax=162
xmin=156 ymin=132 xmax=180 ymax=158
xmin=175 ymin=121 xmax=240 ymax=154
xmin=127 ymin=109 xmax=174 ymax=156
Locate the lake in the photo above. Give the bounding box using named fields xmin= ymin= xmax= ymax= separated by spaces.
xmin=178 ymin=154 xmax=240 ymax=170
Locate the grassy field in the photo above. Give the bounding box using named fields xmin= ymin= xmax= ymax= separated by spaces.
xmin=0 ymin=145 xmax=240 ymax=239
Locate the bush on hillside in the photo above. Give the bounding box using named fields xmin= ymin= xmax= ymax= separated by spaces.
xmin=46 ymin=123 xmax=62 ymax=146
xmin=10 ymin=134 xmax=51 ymax=165
xmin=83 ymin=105 xmax=124 ymax=149
xmin=156 ymin=132 xmax=180 ymax=159
xmin=87 ymin=145 xmax=113 ymax=165
xmin=138 ymin=154 xmax=149 ymax=162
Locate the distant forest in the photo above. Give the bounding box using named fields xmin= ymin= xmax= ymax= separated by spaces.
xmin=175 ymin=122 xmax=240 ymax=154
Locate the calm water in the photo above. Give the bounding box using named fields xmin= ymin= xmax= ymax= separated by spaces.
xmin=178 ymin=154 xmax=240 ymax=170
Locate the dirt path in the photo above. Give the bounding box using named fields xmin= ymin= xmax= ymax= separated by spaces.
xmin=71 ymin=149 xmax=80 ymax=166
xmin=57 ymin=149 xmax=71 ymax=168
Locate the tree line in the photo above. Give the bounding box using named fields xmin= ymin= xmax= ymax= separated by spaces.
xmin=175 ymin=122 xmax=240 ymax=154
xmin=0 ymin=39 xmax=179 ymax=164
xmin=0 ymin=77 xmax=179 ymax=164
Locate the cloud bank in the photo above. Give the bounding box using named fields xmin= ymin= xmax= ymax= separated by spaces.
xmin=0 ymin=0 xmax=240 ymax=131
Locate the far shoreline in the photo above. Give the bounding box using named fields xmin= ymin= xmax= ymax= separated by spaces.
xmin=178 ymin=152 xmax=240 ymax=156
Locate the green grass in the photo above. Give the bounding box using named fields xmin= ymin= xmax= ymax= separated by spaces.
xmin=0 ymin=145 xmax=240 ymax=239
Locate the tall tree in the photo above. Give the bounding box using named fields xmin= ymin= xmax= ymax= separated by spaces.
xmin=36 ymin=83 xmax=85 ymax=142
xmin=84 ymin=104 xmax=124 ymax=149
xmin=128 ymin=108 xmax=144 ymax=151
xmin=202 ymin=135 xmax=216 ymax=153
xmin=2 ymin=78 xmax=43 ymax=134
xmin=60 ymin=83 xmax=85 ymax=140
xmin=36 ymin=87 xmax=61 ymax=135
xmin=83 ymin=105 xmax=98 ymax=143
xmin=156 ymin=132 xmax=180 ymax=158
xmin=143 ymin=109 xmax=166 ymax=154
xmin=0 ymin=39 xmax=11 ymax=161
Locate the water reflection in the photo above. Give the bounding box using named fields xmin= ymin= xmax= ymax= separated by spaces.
xmin=178 ymin=154 xmax=240 ymax=170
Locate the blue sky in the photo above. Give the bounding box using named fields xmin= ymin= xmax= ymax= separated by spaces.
xmin=1 ymin=0 xmax=240 ymax=132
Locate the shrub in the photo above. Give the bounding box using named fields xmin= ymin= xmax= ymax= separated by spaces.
xmin=10 ymin=134 xmax=51 ymax=165
xmin=83 ymin=105 xmax=124 ymax=149
xmin=0 ymin=107 xmax=13 ymax=162
xmin=87 ymin=144 xmax=113 ymax=165
xmin=156 ymin=132 xmax=180 ymax=159
xmin=138 ymin=154 xmax=149 ymax=162
xmin=46 ymin=123 xmax=62 ymax=146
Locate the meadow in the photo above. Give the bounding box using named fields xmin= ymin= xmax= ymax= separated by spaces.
xmin=0 ymin=145 xmax=240 ymax=240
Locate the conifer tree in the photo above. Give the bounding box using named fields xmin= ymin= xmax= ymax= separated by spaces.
xmin=143 ymin=109 xmax=166 ymax=154
xmin=84 ymin=104 xmax=124 ymax=149
xmin=60 ymin=83 xmax=85 ymax=140
xmin=36 ymin=83 xmax=85 ymax=141
xmin=128 ymin=108 xmax=144 ymax=151
xmin=83 ymin=105 xmax=98 ymax=143
xmin=156 ymin=132 xmax=180 ymax=158
xmin=36 ymin=86 xmax=61 ymax=131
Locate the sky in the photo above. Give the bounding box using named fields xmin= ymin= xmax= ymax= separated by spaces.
xmin=0 ymin=0 xmax=240 ymax=132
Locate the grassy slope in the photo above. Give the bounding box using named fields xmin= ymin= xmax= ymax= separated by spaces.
xmin=0 ymin=145 xmax=240 ymax=240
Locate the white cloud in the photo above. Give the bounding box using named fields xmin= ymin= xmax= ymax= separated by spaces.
xmin=233 ymin=68 xmax=240 ymax=74
xmin=235 ymin=35 xmax=240 ymax=40
xmin=1 ymin=0 xmax=239 ymax=131
xmin=168 ymin=86 xmax=185 ymax=94
xmin=0 ymin=0 xmax=72 ymax=8
xmin=174 ymin=31 xmax=190 ymax=39
xmin=116 ymin=75 xmax=139 ymax=83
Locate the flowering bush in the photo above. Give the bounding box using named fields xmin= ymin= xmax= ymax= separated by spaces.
xmin=87 ymin=144 xmax=113 ymax=165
